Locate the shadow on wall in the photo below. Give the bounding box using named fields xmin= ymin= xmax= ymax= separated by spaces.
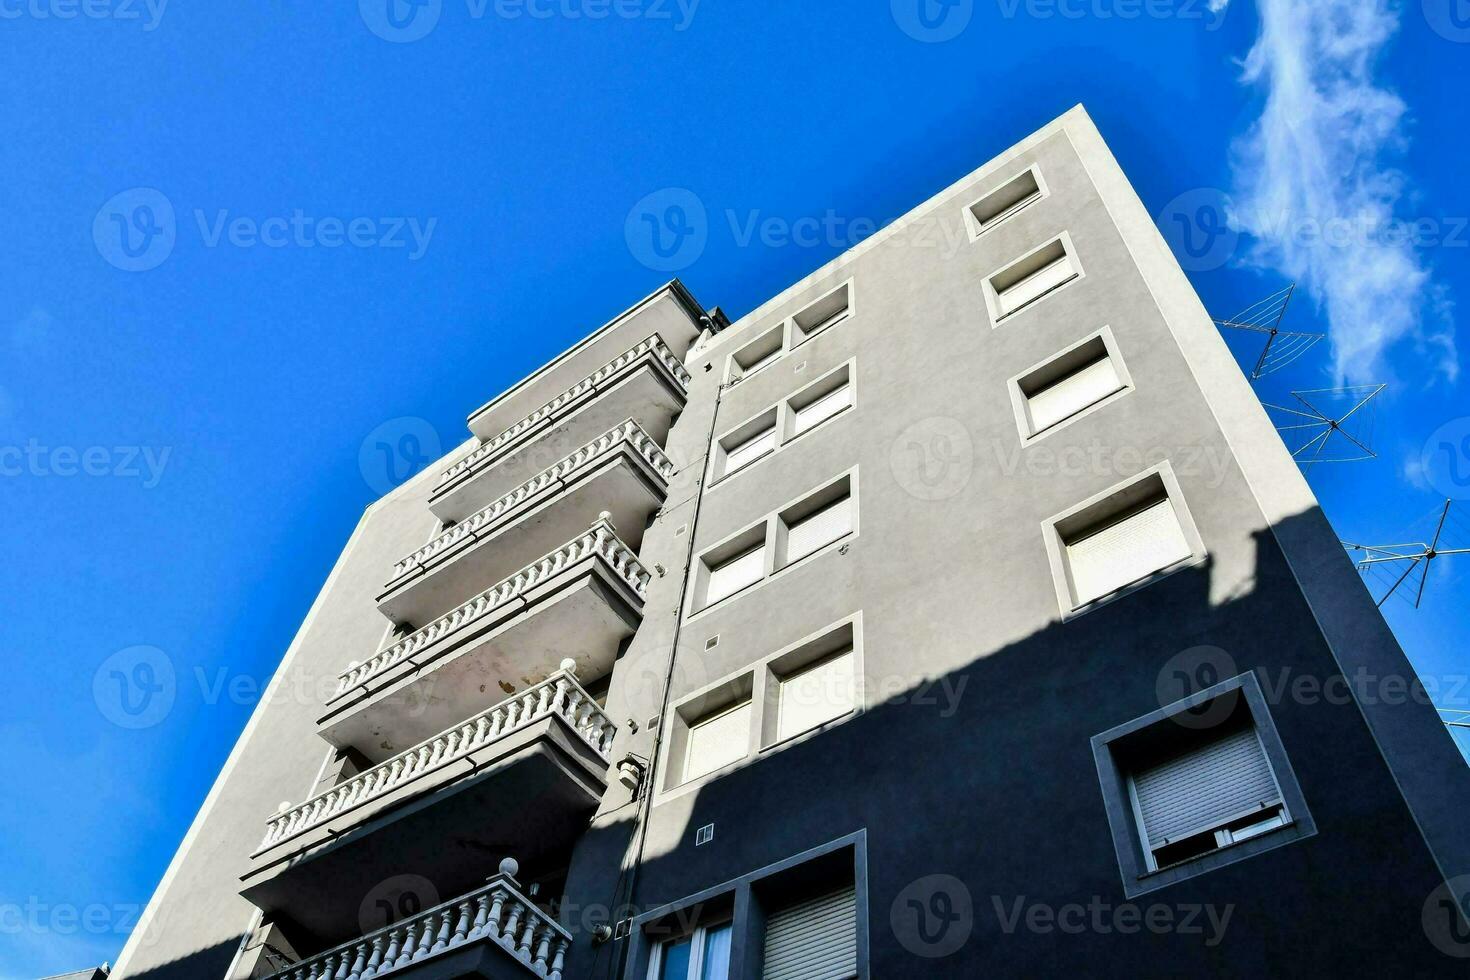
xmin=563 ymin=507 xmax=1470 ymax=978
xmin=109 ymin=939 xmax=241 ymax=980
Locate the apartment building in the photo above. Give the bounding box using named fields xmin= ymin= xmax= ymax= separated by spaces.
xmin=110 ymin=106 xmax=1470 ymax=979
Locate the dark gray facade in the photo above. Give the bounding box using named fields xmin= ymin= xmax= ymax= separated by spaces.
xmin=111 ymin=107 xmax=1470 ymax=980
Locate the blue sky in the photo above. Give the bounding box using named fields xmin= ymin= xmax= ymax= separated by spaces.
xmin=2 ymin=1 xmax=1468 ymax=975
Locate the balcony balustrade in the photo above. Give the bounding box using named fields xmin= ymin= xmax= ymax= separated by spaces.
xmin=431 ymin=335 xmax=691 ymax=522
xmin=379 ymin=419 xmax=672 ymax=627
xmin=266 ymin=859 xmax=568 ymax=980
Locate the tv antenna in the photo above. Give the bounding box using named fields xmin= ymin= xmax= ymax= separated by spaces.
xmin=1343 ymin=499 xmax=1470 ymax=608
xmin=1213 ymin=283 xmax=1324 ymax=379
xmin=1263 ymin=384 xmax=1386 ymax=468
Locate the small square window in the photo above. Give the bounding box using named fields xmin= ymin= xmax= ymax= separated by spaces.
xmin=966 ymin=165 xmax=1046 ymax=237
xmin=792 ymin=282 xmax=851 ymax=340
xmin=653 ymin=921 xmax=732 ymax=979
xmin=684 ymin=702 xmax=752 ymax=783
xmin=985 ymin=234 xmax=1081 ymax=321
xmin=1046 ymin=466 xmax=1204 ymax=615
xmin=775 ymin=648 xmax=856 ymax=741
xmin=702 ymin=542 xmax=766 ymax=608
xmin=1093 ymin=673 xmax=1315 ymax=896
xmin=786 ymin=365 xmax=853 ymax=439
xmin=716 ymin=411 xmax=778 ymax=480
xmin=1012 ymin=331 xmax=1130 ymax=439
xmin=728 ymin=325 xmax=784 ymax=383
xmin=776 ymin=479 xmax=854 ymax=568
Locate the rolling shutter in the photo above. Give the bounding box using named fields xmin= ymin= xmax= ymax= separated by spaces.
xmin=1133 ymin=727 xmax=1280 ymax=848
xmin=791 ymin=384 xmax=852 ymax=436
xmin=705 ymin=545 xmax=765 ymax=606
xmin=997 ymin=251 xmax=1077 ymax=315
xmin=1027 ymin=355 xmax=1123 ymax=433
xmin=784 ymin=497 xmax=852 ymax=565
xmin=724 ymin=427 xmax=776 ymax=475
xmin=684 ymin=702 xmax=752 ymax=782
xmin=777 ymin=649 xmax=856 ymax=740
xmin=762 ymin=885 xmax=857 ymax=980
xmin=1066 ymin=497 xmax=1191 ymax=605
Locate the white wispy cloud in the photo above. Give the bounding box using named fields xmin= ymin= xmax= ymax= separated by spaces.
xmin=1226 ymin=0 xmax=1457 ymax=383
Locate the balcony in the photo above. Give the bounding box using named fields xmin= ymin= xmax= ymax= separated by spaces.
xmin=265 ymin=859 xmax=569 ymax=980
xmin=380 ymin=420 xmax=673 ymax=629
xmin=243 ymin=669 xmax=610 ymax=950
xmin=431 ymin=335 xmax=692 ymax=523
xmin=321 ymin=518 xmax=646 ymax=758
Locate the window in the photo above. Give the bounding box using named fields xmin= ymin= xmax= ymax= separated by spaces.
xmin=1093 ymin=673 xmax=1314 ymax=896
xmin=762 ymin=884 xmax=858 ymax=980
xmin=1066 ymin=497 xmax=1190 ymax=606
xmin=778 ymin=486 xmax=853 ymax=567
xmin=966 ymin=165 xmax=1045 ymax=237
xmin=1013 ymin=331 xmax=1129 ymax=438
xmin=692 ymin=472 xmax=858 ymax=617
xmin=729 ymin=325 xmax=785 ymax=383
xmin=985 ymin=234 xmax=1081 ymax=321
xmin=684 ymin=701 xmax=752 ymax=782
xmin=775 ymin=649 xmax=856 ymax=741
xmin=788 ymin=371 xmax=852 ymax=438
xmin=655 ymin=922 xmax=733 ymax=980
xmin=1046 ymin=466 xmax=1203 ymax=614
xmin=705 ymin=544 xmax=767 ymax=607
xmin=792 ymin=282 xmax=851 ymax=340
xmin=1129 ymin=724 xmax=1287 ymax=871
xmin=719 ymin=414 xmax=778 ymax=479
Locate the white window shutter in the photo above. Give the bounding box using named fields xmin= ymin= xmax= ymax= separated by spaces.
xmin=1066 ymin=498 xmax=1191 ymax=605
xmin=684 ymin=702 xmax=751 ymax=782
xmin=1133 ymin=727 xmax=1281 ymax=848
xmin=762 ymin=885 xmax=858 ymax=980
xmin=705 ymin=545 xmax=766 ymax=605
xmin=777 ymin=650 xmax=856 ymax=740
xmin=998 ymin=251 xmax=1077 ymax=315
xmin=784 ymin=497 xmax=852 ymax=565
xmin=723 ymin=427 xmax=776 ymax=476
xmin=1027 ymin=355 xmax=1123 ymax=433
xmin=791 ymin=384 xmax=852 ymax=436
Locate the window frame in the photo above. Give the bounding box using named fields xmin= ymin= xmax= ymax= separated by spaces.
xmin=627 ymin=832 xmax=870 ymax=980
xmin=688 ymin=470 xmax=859 ymax=619
xmin=658 ymin=616 xmax=863 ymax=800
xmin=648 ymin=919 xmax=734 ymax=980
xmin=981 ymin=231 xmax=1084 ymax=325
xmin=1091 ymin=672 xmax=1316 ymax=898
xmin=1040 ymin=462 xmax=1207 ymax=621
xmin=963 ymin=163 xmax=1049 ymax=240
xmin=708 ymin=360 xmax=856 ymax=490
xmin=1007 ymin=326 xmax=1134 ymax=445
